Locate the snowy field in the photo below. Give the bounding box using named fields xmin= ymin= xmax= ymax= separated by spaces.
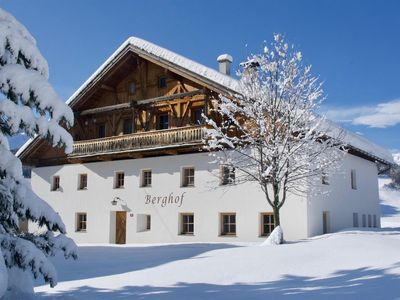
xmin=33 ymin=178 xmax=400 ymax=300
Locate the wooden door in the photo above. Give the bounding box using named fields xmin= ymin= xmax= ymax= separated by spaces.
xmin=116 ymin=211 xmax=127 ymax=244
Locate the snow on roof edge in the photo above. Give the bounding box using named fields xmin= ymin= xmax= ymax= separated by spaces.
xmin=16 ymin=137 xmax=36 ymax=157
xmin=65 ymin=38 xmax=132 ymax=105
xmin=321 ymin=118 xmax=393 ymax=164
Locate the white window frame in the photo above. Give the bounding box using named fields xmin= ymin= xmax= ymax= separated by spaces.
xmin=51 ymin=175 xmax=60 ymax=191
xmin=220 ymin=213 xmax=236 ymax=236
xmin=351 ymin=169 xmax=357 ymax=190
xmin=78 ymin=173 xmax=87 ymax=190
xmin=220 ymin=165 xmax=235 ymax=185
xmin=141 ymin=169 xmax=152 ymax=187
xmin=322 ymin=172 xmax=329 ymax=185
xmin=180 ymin=213 xmax=194 ymax=235
xmin=181 ymin=167 xmax=195 ymax=187
xmin=114 ymin=171 xmax=125 ymax=189
xmin=353 ymin=212 xmax=359 ymax=227
xmin=76 ymin=212 xmax=87 ymax=232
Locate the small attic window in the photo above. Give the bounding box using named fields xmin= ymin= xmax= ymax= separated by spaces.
xmin=128 ymin=82 xmax=136 ymax=95
xmin=158 ymin=76 xmax=167 ymax=89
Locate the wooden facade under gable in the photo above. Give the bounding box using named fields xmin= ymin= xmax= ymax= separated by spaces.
xmin=20 ymin=47 xmax=223 ymax=167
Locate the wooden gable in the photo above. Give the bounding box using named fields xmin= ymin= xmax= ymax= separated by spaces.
xmin=20 ymin=48 xmax=219 ymax=166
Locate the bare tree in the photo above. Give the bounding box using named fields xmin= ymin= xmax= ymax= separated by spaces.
xmin=205 ymin=34 xmax=343 ymax=239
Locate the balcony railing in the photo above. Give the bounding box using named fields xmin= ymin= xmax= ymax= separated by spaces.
xmin=69 ymin=125 xmax=206 ymax=157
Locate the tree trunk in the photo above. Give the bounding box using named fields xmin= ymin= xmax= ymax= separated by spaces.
xmin=272 ymin=182 xmax=281 ymax=227
xmin=273 ymin=206 xmax=280 ymax=227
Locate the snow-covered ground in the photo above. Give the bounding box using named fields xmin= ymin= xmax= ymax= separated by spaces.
xmin=380 ymin=177 xmax=400 ymax=228
xmin=33 ymin=178 xmax=400 ymax=299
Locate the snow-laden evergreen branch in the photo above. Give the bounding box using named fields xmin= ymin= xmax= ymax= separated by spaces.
xmin=0 ymin=8 xmax=77 ymax=296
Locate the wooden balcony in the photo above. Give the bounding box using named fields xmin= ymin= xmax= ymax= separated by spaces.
xmin=68 ymin=125 xmax=206 ymax=158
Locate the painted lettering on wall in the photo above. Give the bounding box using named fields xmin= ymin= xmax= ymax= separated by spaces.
xmin=145 ymin=192 xmax=186 ymax=207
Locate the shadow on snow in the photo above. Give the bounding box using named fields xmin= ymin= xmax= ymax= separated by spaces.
xmin=36 ymin=265 xmax=400 ymax=300
xmin=35 ymin=243 xmax=239 ymax=285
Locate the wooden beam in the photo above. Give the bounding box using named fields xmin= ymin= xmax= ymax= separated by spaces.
xmin=76 ymin=89 xmax=204 ymax=116
xmin=78 ymin=102 xmax=130 ymax=116
xmin=136 ymin=89 xmax=203 ymax=105
xmin=100 ymin=84 xmax=115 ymax=92
xmin=165 ymin=149 xmax=178 ymax=155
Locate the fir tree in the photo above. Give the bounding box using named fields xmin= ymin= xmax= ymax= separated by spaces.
xmin=0 ymin=8 xmax=77 ymax=296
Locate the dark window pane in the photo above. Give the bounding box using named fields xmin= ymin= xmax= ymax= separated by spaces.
xmin=223 ymin=224 xmax=229 ymax=233
xmin=123 ymin=119 xmax=133 ymax=134
xmin=98 ymin=124 xmax=106 ymax=138
xmin=158 ymin=114 xmax=169 ymax=130
xmin=223 ymin=215 xmax=229 ymax=223
xmin=129 ymin=82 xmax=136 ymax=94
xmin=193 ymin=109 xmax=203 ymax=124
xmin=159 ymin=76 xmax=167 ymax=88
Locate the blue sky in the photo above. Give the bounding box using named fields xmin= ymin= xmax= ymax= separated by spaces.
xmin=1 ymin=0 xmax=399 ymax=152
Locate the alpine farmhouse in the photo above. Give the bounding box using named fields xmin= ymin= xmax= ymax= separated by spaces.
xmin=17 ymin=38 xmax=393 ymax=244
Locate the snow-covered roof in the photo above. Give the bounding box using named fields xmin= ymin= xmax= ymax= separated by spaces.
xmin=18 ymin=36 xmax=393 ymax=165
xmin=342 ymin=129 xmax=393 ymax=164
xmin=66 ymin=37 xmax=239 ymax=107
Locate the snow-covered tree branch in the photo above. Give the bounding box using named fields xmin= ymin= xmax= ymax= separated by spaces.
xmin=205 ymin=34 xmax=344 ymax=241
xmin=0 ymin=7 xmax=77 ymax=297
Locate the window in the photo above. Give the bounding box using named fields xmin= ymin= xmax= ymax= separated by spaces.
xmin=76 ymin=213 xmax=87 ymax=232
xmin=158 ymin=76 xmax=167 ymax=88
xmin=141 ymin=170 xmax=152 ymax=187
xmin=146 ymin=215 xmax=151 ymax=230
xmin=115 ymin=172 xmax=125 ymax=188
xmin=181 ymin=213 xmax=194 ymax=235
xmin=182 ymin=167 xmax=195 ymax=187
xmin=322 ymin=173 xmax=329 ymax=185
xmin=51 ymin=176 xmax=60 ymax=191
xmin=261 ymin=213 xmax=275 ymax=236
xmin=351 ymin=169 xmax=357 ymax=190
xmin=220 ymin=213 xmax=236 ymax=236
xmin=322 ymin=211 xmax=330 ymax=234
xmin=128 ymin=82 xmax=136 ymax=94
xmin=78 ymin=174 xmax=87 ymax=190
xmin=362 ymin=214 xmax=366 ymax=227
xmin=221 ymin=165 xmax=235 ymax=185
xmin=158 ymin=114 xmax=169 ymax=130
xmin=368 ymin=214 xmax=372 ymax=227
xmin=373 ymin=215 xmax=377 ymax=228
xmin=137 ymin=214 xmax=151 ymax=232
xmin=98 ymin=123 xmax=106 ymax=138
xmin=193 ymin=109 xmax=203 ymax=124
xmin=22 ymin=166 xmax=31 ymax=179
xmin=353 ymin=212 xmax=359 ymax=227
xmin=123 ymin=119 xmax=133 ymax=134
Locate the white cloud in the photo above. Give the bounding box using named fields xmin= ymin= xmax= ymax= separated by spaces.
xmin=323 ymin=99 xmax=400 ymax=128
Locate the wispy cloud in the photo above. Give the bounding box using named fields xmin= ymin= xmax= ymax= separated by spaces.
xmin=322 ymin=99 xmax=400 ymax=128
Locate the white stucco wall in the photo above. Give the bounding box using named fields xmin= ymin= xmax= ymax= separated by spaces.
xmin=30 ymin=152 xmax=309 ymax=244
xmin=307 ymin=153 xmax=381 ymax=236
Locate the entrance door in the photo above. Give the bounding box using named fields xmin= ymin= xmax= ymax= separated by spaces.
xmin=116 ymin=211 xmax=127 ymax=244
xmin=322 ymin=211 xmax=330 ymax=234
